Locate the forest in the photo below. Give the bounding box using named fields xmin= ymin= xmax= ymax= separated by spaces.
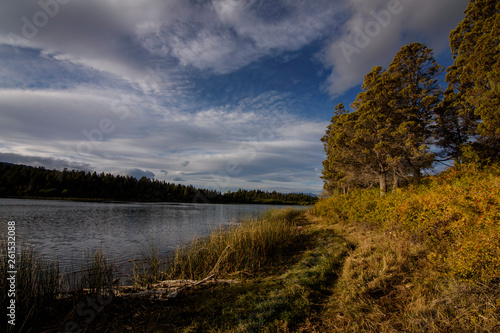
xmin=321 ymin=0 xmax=499 ymax=196
xmin=0 ymin=162 xmax=317 ymax=205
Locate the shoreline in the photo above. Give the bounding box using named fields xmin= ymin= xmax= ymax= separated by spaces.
xmin=0 ymin=195 xmax=313 ymax=205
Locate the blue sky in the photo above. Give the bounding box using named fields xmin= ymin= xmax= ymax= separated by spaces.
xmin=0 ymin=0 xmax=469 ymax=194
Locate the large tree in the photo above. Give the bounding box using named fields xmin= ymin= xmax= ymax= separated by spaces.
xmin=322 ymin=67 xmax=402 ymax=196
xmin=321 ymin=103 xmax=360 ymax=195
xmin=433 ymin=88 xmax=478 ymax=161
xmin=350 ymin=66 xmax=401 ymax=196
xmin=385 ymin=43 xmax=443 ymax=183
xmin=321 ymin=44 xmax=442 ymax=196
xmin=447 ymin=0 xmax=500 ymax=146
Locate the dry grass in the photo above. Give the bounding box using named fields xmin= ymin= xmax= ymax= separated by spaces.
xmin=165 ymin=208 xmax=304 ymax=280
xmin=318 ymin=219 xmax=500 ymax=332
xmin=0 ymin=238 xmax=61 ymax=332
xmin=314 ymin=165 xmax=500 ymax=332
xmin=132 ymin=239 xmax=166 ymax=287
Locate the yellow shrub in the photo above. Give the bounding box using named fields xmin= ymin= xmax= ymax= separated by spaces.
xmin=315 ymin=165 xmax=500 ymax=282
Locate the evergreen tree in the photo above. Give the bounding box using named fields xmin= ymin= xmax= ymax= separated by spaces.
xmin=0 ymin=163 xmax=317 ymax=205
xmin=447 ymin=0 xmax=500 ymax=156
xmin=321 ymin=103 xmax=355 ymax=195
xmin=321 ymin=44 xmax=442 ymax=195
xmin=386 ymin=43 xmax=443 ymax=183
xmin=351 ymin=66 xmax=399 ymax=196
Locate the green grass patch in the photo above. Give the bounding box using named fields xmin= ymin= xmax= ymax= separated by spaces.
xmin=153 ymin=223 xmax=351 ymax=333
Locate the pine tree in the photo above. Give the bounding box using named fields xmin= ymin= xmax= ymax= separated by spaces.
xmin=321 ymin=44 xmax=443 ymax=195
xmin=350 ymin=66 xmax=398 ymax=196
xmin=321 ymin=103 xmax=352 ymax=194
xmin=386 ymin=43 xmax=443 ymax=183
xmin=447 ymin=0 xmax=500 ymax=149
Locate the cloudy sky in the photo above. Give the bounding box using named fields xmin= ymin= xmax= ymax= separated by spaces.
xmin=0 ymin=0 xmax=468 ymax=194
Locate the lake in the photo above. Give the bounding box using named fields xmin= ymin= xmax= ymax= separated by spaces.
xmin=0 ymin=198 xmax=301 ymax=279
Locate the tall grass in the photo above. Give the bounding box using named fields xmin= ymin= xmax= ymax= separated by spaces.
xmin=0 ymin=239 xmax=61 ymax=331
xmin=74 ymin=247 xmax=115 ymax=296
xmin=132 ymin=238 xmax=167 ymax=286
xmin=0 ymin=237 xmax=117 ymax=331
xmin=166 ymin=208 xmax=304 ymax=280
xmin=315 ymin=164 xmax=500 ymax=282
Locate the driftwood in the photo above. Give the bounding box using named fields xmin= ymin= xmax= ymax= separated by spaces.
xmin=118 ymin=274 xmax=238 ymax=300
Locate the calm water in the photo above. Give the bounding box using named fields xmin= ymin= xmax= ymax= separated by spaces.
xmin=0 ymin=198 xmax=298 ymax=277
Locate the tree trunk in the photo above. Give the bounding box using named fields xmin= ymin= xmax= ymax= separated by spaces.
xmin=379 ymin=172 xmax=387 ymax=197
xmin=413 ymin=166 xmax=421 ymax=184
xmin=392 ymin=169 xmax=399 ymax=191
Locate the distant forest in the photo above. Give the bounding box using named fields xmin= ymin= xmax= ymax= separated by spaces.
xmin=0 ymin=163 xmax=317 ymax=205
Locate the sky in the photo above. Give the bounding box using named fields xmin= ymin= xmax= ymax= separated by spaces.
xmin=0 ymin=0 xmax=469 ymax=195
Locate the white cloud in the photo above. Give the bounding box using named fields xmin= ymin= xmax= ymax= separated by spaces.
xmin=320 ymin=0 xmax=469 ymax=96
xmin=141 ymin=0 xmax=341 ymax=73
xmin=0 ymin=0 xmax=468 ymax=194
xmin=0 ymin=0 xmax=341 ymax=96
xmin=0 ymin=88 xmax=325 ymax=192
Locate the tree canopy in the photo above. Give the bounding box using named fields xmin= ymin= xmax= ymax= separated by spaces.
xmin=322 ymin=43 xmax=442 ymax=196
xmin=446 ymin=0 xmax=500 ymax=156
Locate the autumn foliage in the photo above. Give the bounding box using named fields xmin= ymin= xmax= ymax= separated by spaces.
xmin=315 ymin=164 xmax=500 ymax=282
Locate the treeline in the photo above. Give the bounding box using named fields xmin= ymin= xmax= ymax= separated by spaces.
xmin=322 ymin=0 xmax=499 ymax=196
xmin=0 ymin=163 xmax=317 ymax=205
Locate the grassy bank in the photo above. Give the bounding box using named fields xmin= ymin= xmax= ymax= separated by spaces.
xmin=40 ymin=208 xmax=351 ymax=332
xmin=315 ymin=164 xmax=500 ymax=332
xmin=164 ymin=208 xmax=304 ymax=280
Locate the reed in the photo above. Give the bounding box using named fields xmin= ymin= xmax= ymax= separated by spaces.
xmin=166 ymin=208 xmax=304 ymax=280
xmin=131 ymin=238 xmax=167 ymax=287
xmin=77 ymin=247 xmax=115 ymax=295
xmin=0 ymin=238 xmax=61 ymax=331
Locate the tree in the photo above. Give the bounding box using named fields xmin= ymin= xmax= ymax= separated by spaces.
xmin=433 ymin=88 xmax=478 ymax=161
xmin=321 ymin=103 xmax=356 ymax=195
xmin=322 ymin=67 xmax=401 ymax=196
xmin=385 ymin=43 xmax=443 ymax=183
xmin=321 ymin=44 xmax=443 ymax=196
xmin=350 ymin=66 xmax=400 ymax=196
xmin=447 ymin=0 xmax=500 ymax=150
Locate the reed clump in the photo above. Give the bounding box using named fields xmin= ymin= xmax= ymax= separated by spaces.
xmin=75 ymin=247 xmax=115 ymax=296
xmin=132 ymin=238 xmax=167 ymax=287
xmin=166 ymin=207 xmax=304 ymax=280
xmin=0 ymin=239 xmax=61 ymax=331
xmin=0 ymin=238 xmax=118 ymax=332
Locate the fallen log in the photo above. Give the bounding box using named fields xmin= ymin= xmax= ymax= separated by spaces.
xmin=118 ymin=274 xmax=239 ymax=300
